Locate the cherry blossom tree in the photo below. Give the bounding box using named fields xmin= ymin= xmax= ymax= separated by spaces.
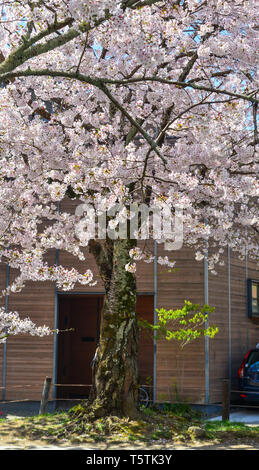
xmin=0 ymin=0 xmax=258 ymax=417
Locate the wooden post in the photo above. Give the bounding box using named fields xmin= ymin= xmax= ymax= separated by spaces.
xmin=39 ymin=377 xmax=52 ymax=415
xmin=222 ymin=379 xmax=230 ymax=421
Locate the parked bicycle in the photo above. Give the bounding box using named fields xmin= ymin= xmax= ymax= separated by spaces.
xmin=138 ymin=386 xmax=150 ymax=408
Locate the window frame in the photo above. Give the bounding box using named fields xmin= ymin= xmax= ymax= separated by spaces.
xmin=247 ymin=279 xmax=259 ymax=318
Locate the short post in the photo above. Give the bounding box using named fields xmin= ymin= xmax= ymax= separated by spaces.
xmin=222 ymin=379 xmax=230 ymax=421
xmin=39 ymin=376 xmax=52 ymax=415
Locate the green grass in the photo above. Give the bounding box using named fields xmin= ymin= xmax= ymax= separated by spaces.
xmin=204 ymin=420 xmax=259 ymax=440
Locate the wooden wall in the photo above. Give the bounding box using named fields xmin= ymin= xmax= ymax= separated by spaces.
xmin=2 ymin=250 xmax=56 ymax=401
xmin=206 ymin=251 xmax=229 ymax=404
xmin=0 ymin=196 xmax=258 ymax=405
xmin=208 ymin=249 xmax=259 ymax=403
xmin=156 ymin=244 xmax=206 ymax=404
xmin=155 ymin=245 xmax=259 ymax=405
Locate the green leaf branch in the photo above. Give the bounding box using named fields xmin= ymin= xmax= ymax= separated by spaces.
xmin=139 ymin=300 xmax=218 ymax=348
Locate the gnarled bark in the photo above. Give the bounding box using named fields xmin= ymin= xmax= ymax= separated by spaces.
xmin=88 ymin=238 xmax=139 ymax=418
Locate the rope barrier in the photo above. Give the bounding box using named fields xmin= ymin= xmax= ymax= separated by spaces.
xmin=2 ymin=379 xmax=259 ymax=412
xmin=0 ymin=382 xmax=154 ymax=390
xmin=2 ymin=383 xmax=259 ymax=393
xmin=1 ymin=398 xmax=259 ymax=408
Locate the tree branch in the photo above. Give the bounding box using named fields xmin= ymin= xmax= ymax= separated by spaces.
xmin=100 ymin=76 xmax=259 ymax=104
xmin=1 ymin=67 xmax=168 ymax=165
xmin=0 ymin=0 xmax=163 ymax=76
xmin=98 ymin=82 xmax=168 ymax=164
xmin=0 ymin=18 xmax=74 ymax=75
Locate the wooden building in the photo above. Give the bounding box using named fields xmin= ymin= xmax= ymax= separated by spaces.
xmin=0 ymin=201 xmax=259 ymax=407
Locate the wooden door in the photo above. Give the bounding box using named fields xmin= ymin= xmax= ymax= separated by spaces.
xmin=57 ymin=295 xmax=103 ymax=398
xmin=57 ymin=294 xmax=154 ymax=398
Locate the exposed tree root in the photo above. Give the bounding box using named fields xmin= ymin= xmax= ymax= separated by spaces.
xmin=69 ymin=397 xmax=141 ymax=423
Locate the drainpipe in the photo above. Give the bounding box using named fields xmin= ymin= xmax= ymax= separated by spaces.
xmin=245 ymin=247 xmax=248 ymax=351
xmin=1 ymin=263 xmax=10 ymax=401
xmin=52 ymin=249 xmax=59 ymax=400
xmin=204 ymin=250 xmax=210 ymax=404
xmin=153 ymin=240 xmax=157 ymax=404
xmin=52 ymin=202 xmax=60 ymax=400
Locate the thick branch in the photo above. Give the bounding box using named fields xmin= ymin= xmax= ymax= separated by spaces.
xmin=0 ymin=1 xmax=163 ymax=76
xmin=0 ymin=18 xmax=74 ymax=75
xmin=122 ymin=0 xmax=161 ymax=8
xmin=0 ymin=11 xmax=112 ymax=76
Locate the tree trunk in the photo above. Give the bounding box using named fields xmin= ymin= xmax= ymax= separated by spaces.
xmin=88 ymin=238 xmax=139 ymax=418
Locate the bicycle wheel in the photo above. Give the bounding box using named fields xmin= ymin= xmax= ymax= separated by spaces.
xmin=138 ymin=386 xmax=150 ymax=408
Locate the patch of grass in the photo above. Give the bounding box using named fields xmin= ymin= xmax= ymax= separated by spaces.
xmin=150 ymin=425 xmax=173 ymax=441
xmin=204 ymin=420 xmax=259 ymax=441
xmin=161 ymin=402 xmax=202 ymax=419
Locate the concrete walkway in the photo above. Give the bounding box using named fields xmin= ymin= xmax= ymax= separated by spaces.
xmin=209 ymin=409 xmax=259 ymax=424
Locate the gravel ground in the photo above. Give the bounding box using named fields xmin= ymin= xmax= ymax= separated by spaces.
xmin=0 ymin=400 xmax=76 ymax=418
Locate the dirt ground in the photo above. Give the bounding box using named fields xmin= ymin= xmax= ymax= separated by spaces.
xmin=1 ymin=423 xmax=259 ymax=450
xmin=1 ymin=439 xmax=259 ymax=450
xmin=1 ymin=408 xmax=259 ymax=451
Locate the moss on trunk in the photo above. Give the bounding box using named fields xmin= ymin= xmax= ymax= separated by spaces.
xmin=88 ymin=238 xmax=139 ymax=418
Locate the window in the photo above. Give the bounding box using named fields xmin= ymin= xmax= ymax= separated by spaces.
xmin=247 ymin=350 xmax=259 ymax=371
xmin=247 ymin=279 xmax=259 ymax=317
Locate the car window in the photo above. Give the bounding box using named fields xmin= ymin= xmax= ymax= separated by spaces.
xmin=247 ymin=351 xmax=259 ymax=367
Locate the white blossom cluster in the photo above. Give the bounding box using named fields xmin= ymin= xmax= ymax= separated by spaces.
xmin=0 ymin=309 xmax=52 ymax=344
xmin=0 ymin=0 xmax=257 ymax=334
